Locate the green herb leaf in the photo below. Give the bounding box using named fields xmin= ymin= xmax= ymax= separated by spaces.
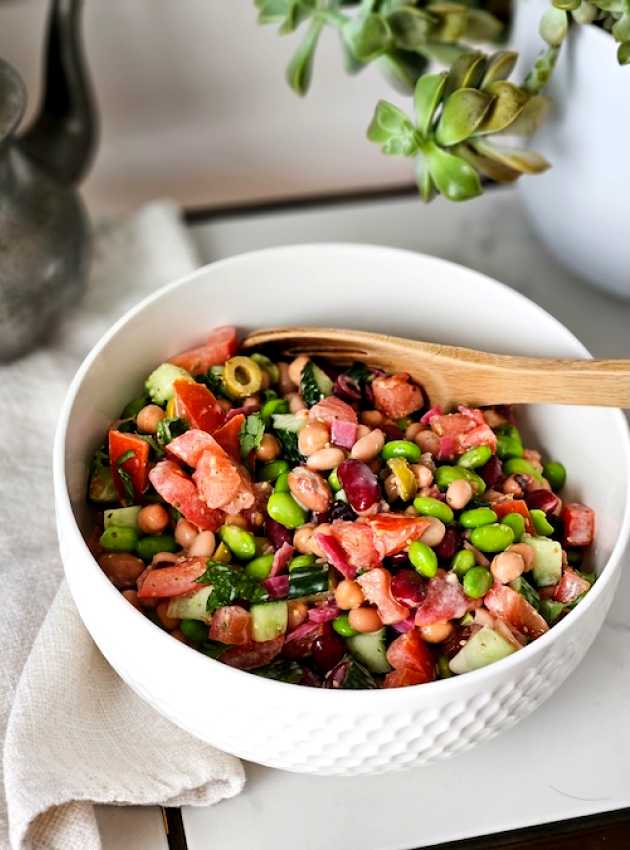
xmin=195 ymin=366 xmax=225 ymax=396
xmin=255 ymin=659 xmax=304 ymax=683
xmin=274 ymin=427 xmax=303 ymax=465
xmin=367 ymin=99 xmax=418 ymax=156
xmin=199 ymin=562 xmax=269 ymax=612
xmin=116 ymin=465 xmax=135 ymax=505
xmin=300 ymin=361 xmax=333 ymax=407
xmin=240 ymin=413 xmax=266 ymax=459
xmin=156 ymin=417 xmax=189 ymax=448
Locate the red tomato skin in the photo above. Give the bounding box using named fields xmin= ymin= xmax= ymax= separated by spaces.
xmin=209 ymin=605 xmax=252 ymax=645
xmin=554 ymin=568 xmax=592 ymax=604
xmin=212 ymin=414 xmax=245 ymax=462
xmin=137 ymin=557 xmax=207 ymax=599
xmin=372 ymin=373 xmax=423 ymax=419
xmin=309 ymin=396 xmax=358 ymax=424
xmin=386 ymin=630 xmax=435 ymax=682
xmin=383 ymin=667 xmax=431 ymax=688
xmin=484 ymin=583 xmax=549 ymax=640
xmin=166 ymin=429 xmax=217 ymax=467
xmin=108 ymin=430 xmax=150 ymax=500
xmin=327 ymin=520 xmax=380 ymax=571
xmin=562 ymin=503 xmax=595 ymax=547
xmin=193 ymin=449 xmax=255 ymax=513
xmin=492 ymin=499 xmax=534 ymax=534
xmin=149 ymin=460 xmax=224 ymax=530
xmin=221 ymin=636 xmax=285 ymax=670
xmin=361 ymin=514 xmax=430 ymax=559
xmin=168 ymin=326 xmax=238 ymax=374
xmin=414 ymin=573 xmax=469 ymax=626
xmin=356 ymin=567 xmax=410 ymax=624
xmin=173 ymin=380 xmax=225 ymax=433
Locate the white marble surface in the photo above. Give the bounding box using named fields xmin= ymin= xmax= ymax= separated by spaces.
xmin=101 ymin=187 xmax=630 ymax=849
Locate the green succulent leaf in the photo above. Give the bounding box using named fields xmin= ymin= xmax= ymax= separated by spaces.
xmin=617 ymin=41 xmax=630 ymax=63
xmin=286 ymin=19 xmax=324 ymax=95
xmin=552 ymin=0 xmax=581 ymax=10
xmin=464 ymin=9 xmax=504 ymax=42
xmin=280 ymin=0 xmax=317 ymax=34
xmin=418 ymin=40 xmax=471 ymax=65
xmin=428 ymin=2 xmax=468 ymax=41
xmin=415 ymin=154 xmax=436 ymax=202
xmin=540 ymin=6 xmax=569 ymax=46
xmin=255 ymin=0 xmax=291 ymax=25
xmin=344 ymin=13 xmax=392 ymax=61
xmin=523 ymin=46 xmax=560 ymax=94
xmin=377 ymin=49 xmax=429 ymax=94
xmin=455 ymin=143 xmax=522 ymax=183
xmin=387 ymin=7 xmax=436 ymax=50
xmin=472 ymin=139 xmax=551 ymax=174
xmin=367 ymin=99 xmax=419 ymax=155
xmin=444 ymin=51 xmax=486 ymax=96
xmin=422 ymin=139 xmax=483 ymax=201
xmin=497 ymin=94 xmax=550 ymax=136
xmin=474 ymin=80 xmax=530 ymax=135
xmin=613 ymin=13 xmax=630 ymax=42
xmin=414 ymin=72 xmax=448 ymax=137
xmin=572 ymin=2 xmax=598 ymax=23
xmin=340 ymin=32 xmax=367 ymax=74
xmin=435 ymin=88 xmax=494 ymax=146
xmin=480 ymin=51 xmax=519 ymax=89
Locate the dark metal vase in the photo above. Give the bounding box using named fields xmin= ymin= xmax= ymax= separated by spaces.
xmin=0 ymin=0 xmax=96 ymax=361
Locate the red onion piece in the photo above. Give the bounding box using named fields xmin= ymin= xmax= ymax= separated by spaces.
xmin=263 ymin=574 xmax=290 ymax=599
xmin=391 ymin=617 xmax=415 ymax=633
xmin=526 ymin=489 xmax=560 ymax=514
xmin=270 ymin=542 xmax=294 ymax=577
xmin=308 ymin=603 xmax=341 ymax=624
xmin=315 ymin=532 xmax=356 ymax=580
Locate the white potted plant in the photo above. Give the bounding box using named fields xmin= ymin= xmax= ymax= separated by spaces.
xmin=253 ymin=1 xmax=630 ymax=297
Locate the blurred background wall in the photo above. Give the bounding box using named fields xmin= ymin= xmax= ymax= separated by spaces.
xmin=0 ymin=0 xmax=412 ymax=213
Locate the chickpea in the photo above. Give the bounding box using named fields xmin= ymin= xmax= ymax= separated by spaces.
xmin=415 ymin=429 xmax=440 ymax=456
xmin=348 ymin=606 xmax=383 ymax=633
xmin=288 ymin=355 xmax=310 ymax=387
xmin=420 ymin=516 xmax=446 ymax=547
xmin=507 ymin=543 xmax=535 ymax=571
xmin=189 ymin=530 xmax=216 ymax=558
xmin=259 ymin=370 xmax=271 ymax=391
xmin=483 ymin=408 xmax=509 ymax=429
xmin=287 ymin=601 xmax=308 ymax=630
xmin=277 ymin=362 xmax=294 ymax=395
xmin=491 ymin=551 xmax=525 ymax=584
xmin=136 ymin=404 xmax=165 ymax=434
xmin=224 ymin=513 xmax=248 ymax=529
xmin=419 ymin=621 xmax=453 ymax=644
xmin=175 ymin=518 xmax=198 ymax=549
xmin=335 ymin=579 xmax=365 ymax=610
xmin=256 ymin=433 xmax=281 ymax=462
xmin=405 ymin=422 xmax=423 ymax=441
xmin=286 ymin=392 xmax=307 ymax=414
xmin=411 ymin=463 xmax=434 ymax=489
xmin=523 ymin=449 xmax=543 ymax=472
xmin=446 ymin=479 xmax=473 ymax=511
xmin=351 ymin=428 xmax=385 ymax=462
xmin=360 ymin=410 xmax=384 ymax=428
xmin=355 ymin=424 xmax=370 ymax=440
xmin=156 ymin=601 xmax=180 ymax=631
xmin=137 ymin=503 xmax=170 ymax=535
xmin=293 ymin=523 xmax=318 ymax=554
xmin=298 ymin=420 xmax=330 ymax=456
xmin=288 ymin=467 xmax=332 ymax=514
xmin=151 ymin=552 xmax=178 ymax=568
xmin=306 ymin=447 xmax=346 ymax=471
xmin=98 ymin=553 xmax=145 ymax=589
xmin=121 ymin=589 xmax=141 ymax=610
xmin=502 ymin=475 xmax=524 ymax=497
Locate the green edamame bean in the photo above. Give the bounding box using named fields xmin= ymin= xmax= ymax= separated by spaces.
xmin=530 ymin=509 xmax=554 ymax=536
xmin=261 ymin=397 xmax=289 ymax=421
xmin=451 ymin=548 xmax=476 ymax=577
xmin=463 ymin=566 xmax=493 ymax=599
xmin=469 ymin=523 xmax=515 ymax=553
xmin=288 ymin=553 xmax=316 ymax=572
xmin=501 ymin=512 xmax=526 ymax=542
xmin=245 ymin=553 xmax=275 ymax=579
xmin=136 ymin=534 xmax=177 ymax=561
xmin=409 ymin=540 xmax=438 ymax=578
xmin=459 ymin=507 xmax=497 ymax=528
xmin=332 ymin=614 xmax=357 ymax=637
xmin=328 ymin=467 xmax=341 ymax=493
xmin=503 ymin=457 xmax=544 ymax=483
xmin=457 ymin=445 xmax=492 ymax=469
xmin=435 ymin=465 xmax=486 ymax=494
xmin=258 ymin=459 xmax=290 ymax=482
xmin=267 ymin=492 xmax=307 ymax=529
xmin=100 ymin=526 xmax=139 ymax=552
xmin=381 ymin=440 xmax=421 ymax=463
xmin=180 ymin=619 xmax=208 ymax=642
xmin=274 ymin=472 xmax=290 ymax=493
xmin=496 ymin=425 xmax=524 ymax=460
xmin=543 ymin=460 xmax=566 ymax=491
xmin=413 ymin=496 xmax=454 ymax=524
xmin=220 ymin=524 xmax=257 ymax=560
xmin=437 ymin=656 xmax=453 ymax=679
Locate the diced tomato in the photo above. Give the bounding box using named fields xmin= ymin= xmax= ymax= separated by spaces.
xmin=213 ymin=414 xmax=245 ymax=462
xmin=383 ymin=667 xmax=432 ymax=688
xmin=167 ymin=429 xmax=217 ymax=467
xmin=168 ymin=326 xmax=238 ymax=375
xmin=282 ymin=622 xmax=325 ymax=660
xmin=173 ymin=380 xmax=225 ymax=433
xmin=438 ymin=435 xmax=458 ymax=460
xmin=193 ymin=449 xmax=255 ymax=513
xmin=361 ymin=514 xmax=430 ymax=559
xmin=385 ymin=630 xmax=435 ymax=682
xmin=372 ymin=373 xmax=423 ymax=419
xmin=493 ymin=499 xmax=534 ymax=533
xmin=457 ymin=405 xmax=486 ymax=426
xmin=309 ymin=396 xmax=358 ymax=424
xmin=327 ymin=520 xmax=381 ymax=570
xmin=221 ymin=636 xmax=284 ymax=669
xmin=356 ymin=567 xmax=410 ymax=624
xmin=484 ymin=583 xmax=549 ymax=640
xmin=562 ymin=503 xmax=595 ymax=547
xmin=209 ymin=605 xmax=252 ymax=646
xmin=108 ymin=430 xmax=150 ymax=500
xmin=431 ymin=413 xmax=474 ymax=437
xmin=432 ymin=408 xmax=496 ymax=454
xmin=149 ymin=460 xmax=224 ymax=530
xmin=414 ymin=573 xmax=469 ymax=626
xmin=137 ymin=557 xmax=207 ymax=599
xmin=554 ymin=568 xmax=592 ymax=604
xmin=457 ymin=422 xmax=497 ymax=453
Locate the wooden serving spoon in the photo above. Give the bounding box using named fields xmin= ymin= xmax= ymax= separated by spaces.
xmin=242 ymin=326 xmax=630 ymax=409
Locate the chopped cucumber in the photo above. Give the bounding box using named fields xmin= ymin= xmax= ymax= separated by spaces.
xmin=449 ymin=626 xmax=516 ymax=675
xmin=522 ymin=533 xmax=563 ymax=587
xmin=540 ymin=598 xmax=566 ymax=624
xmin=88 ymin=466 xmax=117 ymax=503
xmin=340 ymin=659 xmax=378 ymax=689
xmin=104 ymin=505 xmax=141 ymax=530
xmin=271 ymin=413 xmax=306 ymax=433
xmin=346 ymin=629 xmax=392 ymax=674
xmin=287 ymin=568 xmax=329 ymax=599
xmin=145 ymin=362 xmax=193 ymax=405
xmin=166 ymin=586 xmax=213 ymax=623
xmin=300 ymin=361 xmax=333 ymax=407
xmin=250 ymin=601 xmax=288 ymax=642
xmin=509 ymin=575 xmax=541 ymax=611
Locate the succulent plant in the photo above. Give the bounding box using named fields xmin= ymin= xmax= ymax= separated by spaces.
xmin=254 ymin=0 xmax=628 ymax=202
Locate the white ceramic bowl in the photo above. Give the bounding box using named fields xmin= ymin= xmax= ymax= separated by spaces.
xmin=54 ymin=244 xmax=630 ymax=776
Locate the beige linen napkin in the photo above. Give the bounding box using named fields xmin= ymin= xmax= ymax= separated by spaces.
xmin=0 ymin=202 xmax=245 ymax=850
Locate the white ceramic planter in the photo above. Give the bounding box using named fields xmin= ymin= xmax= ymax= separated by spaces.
xmin=513 ymin=0 xmax=630 ymax=299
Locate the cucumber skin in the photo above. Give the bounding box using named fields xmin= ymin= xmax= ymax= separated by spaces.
xmin=523 ymin=534 xmax=563 ymax=587
xmin=449 ymin=626 xmax=515 ymax=675
xmin=346 ymin=629 xmax=392 ymax=674
xmin=145 ymin=362 xmax=192 ymax=405
xmin=251 ymin=601 xmax=288 ymax=642
xmin=167 ymin=586 xmax=213 ymax=623
xmin=104 ymin=505 xmax=141 ymax=529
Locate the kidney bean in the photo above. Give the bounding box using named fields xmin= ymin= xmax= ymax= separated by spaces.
xmin=98 ymin=553 xmax=145 ymax=589
xmin=337 ymin=459 xmax=380 ymax=512
xmin=266 ymin=517 xmax=294 ymax=550
xmin=525 ymin=489 xmax=560 ymax=515
xmin=288 ymin=466 xmax=332 ymax=513
xmin=390 ymin=569 xmax=426 ymax=607
xmin=434 ymin=525 xmax=461 ymax=561
xmin=479 ymin=455 xmax=503 ymax=488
